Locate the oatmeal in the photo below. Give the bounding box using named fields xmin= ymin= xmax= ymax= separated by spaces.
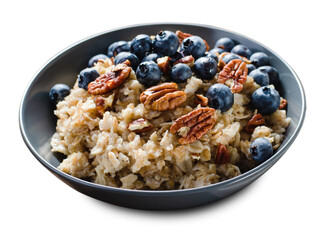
xmin=49 ymin=30 xmax=290 ymax=190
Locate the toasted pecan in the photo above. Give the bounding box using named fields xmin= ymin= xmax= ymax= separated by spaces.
xmin=170 ymin=107 xmax=216 ymax=145
xmin=217 ymin=59 xmax=248 ymax=93
xmin=279 ymin=98 xmax=287 ymax=110
xmin=245 ymin=113 xmax=265 ymax=133
xmin=88 ymin=60 xmax=131 ymax=95
xmin=157 ymin=56 xmax=171 ymax=74
xmin=173 ymin=55 xmax=195 ymax=67
xmin=128 ymin=118 xmax=153 ymax=133
xmin=140 ymin=82 xmax=187 ymax=111
xmin=194 ymin=94 xmax=208 ymax=107
xmin=215 ymin=144 xmax=230 ymax=164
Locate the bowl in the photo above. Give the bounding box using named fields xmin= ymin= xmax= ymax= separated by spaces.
xmin=19 ymin=23 xmax=306 ymax=210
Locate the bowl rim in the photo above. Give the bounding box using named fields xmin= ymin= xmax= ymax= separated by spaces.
xmin=19 ymin=22 xmax=306 ymax=195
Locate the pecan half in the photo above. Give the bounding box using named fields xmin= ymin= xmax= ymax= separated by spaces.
xmin=194 ymin=94 xmax=208 ymax=107
xmin=245 ymin=113 xmax=265 ymax=133
xmin=215 ymin=144 xmax=230 ymax=164
xmin=173 ymin=55 xmax=195 ymax=67
xmin=170 ymin=107 xmax=216 ymax=145
xmin=88 ymin=60 xmax=131 ymax=95
xmin=279 ymin=98 xmax=287 ymax=109
xmin=217 ymin=59 xmax=248 ymax=93
xmin=157 ymin=56 xmax=171 ymax=74
xmin=218 ymin=52 xmax=251 ymax=70
xmin=140 ymin=82 xmax=187 ymax=111
xmin=128 ymin=118 xmax=153 ymax=133
xmin=176 ymin=30 xmax=210 ymax=51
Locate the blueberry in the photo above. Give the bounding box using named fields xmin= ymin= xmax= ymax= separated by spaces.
xmin=258 ymin=66 xmax=279 ymax=85
xmin=153 ymin=30 xmax=179 ymax=56
xmin=136 ymin=61 xmax=161 ymax=87
xmin=214 ymin=37 xmax=235 ymax=52
xmin=211 ymin=47 xmax=226 ymax=55
xmin=231 ymin=44 xmax=252 ymax=58
xmin=49 ymin=84 xmax=71 ymax=104
xmin=107 ymin=41 xmax=131 ymax=57
xmin=251 ymin=86 xmax=280 ymax=115
xmin=170 ymin=63 xmax=192 ymax=83
xmin=250 ymin=52 xmax=270 ymax=67
xmin=114 ymin=52 xmax=140 ymax=70
xmin=142 ymin=53 xmax=162 ymax=63
xmin=78 ymin=68 xmax=100 ymax=90
xmin=249 ymin=69 xmax=270 ymax=86
xmin=193 ymin=57 xmax=217 ymax=80
xmin=130 ymin=34 xmax=152 ymax=59
xmin=180 ymin=36 xmax=206 ymax=59
xmin=206 ymin=83 xmax=234 ymax=112
xmin=250 ymin=138 xmax=273 ymax=163
xmin=88 ymin=54 xmax=108 ymax=67
xmin=170 ymin=51 xmax=185 ymax=65
xmin=247 ymin=64 xmax=256 ymax=74
xmin=222 ymin=53 xmax=243 ymax=64
xmin=204 ymin=50 xmax=219 ymax=61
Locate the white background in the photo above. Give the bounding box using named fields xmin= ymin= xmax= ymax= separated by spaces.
xmin=1 ymin=0 xmax=323 ymax=239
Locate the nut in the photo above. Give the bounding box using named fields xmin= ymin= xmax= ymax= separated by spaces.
xmin=170 ymin=107 xmax=217 ymax=145
xmin=217 ymin=59 xmax=248 ymax=93
xmin=95 ymin=90 xmax=119 ymax=115
xmin=88 ymin=60 xmax=131 ymax=95
xmin=128 ymin=118 xmax=153 ymax=133
xmin=176 ymin=30 xmax=210 ymax=51
xmin=245 ymin=113 xmax=265 ymax=133
xmin=194 ymin=94 xmax=208 ymax=107
xmin=279 ymin=98 xmax=287 ymax=109
xmin=140 ymin=82 xmax=187 ymax=111
xmin=95 ymin=96 xmax=105 ymax=115
xmin=218 ymin=52 xmax=251 ymax=71
xmin=215 ymin=144 xmax=230 ymax=164
xmin=157 ymin=56 xmax=171 ymax=74
xmin=173 ymin=55 xmax=195 ymax=67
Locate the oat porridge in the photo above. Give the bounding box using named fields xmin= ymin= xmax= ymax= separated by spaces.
xmin=49 ymin=30 xmax=290 ymax=190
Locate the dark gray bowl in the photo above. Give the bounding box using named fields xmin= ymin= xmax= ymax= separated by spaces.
xmin=19 ymin=23 xmax=306 ymax=210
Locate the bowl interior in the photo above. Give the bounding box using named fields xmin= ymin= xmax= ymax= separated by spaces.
xmin=20 ymin=23 xmax=305 ymax=177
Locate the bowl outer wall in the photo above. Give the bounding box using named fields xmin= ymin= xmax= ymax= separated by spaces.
xmin=19 ymin=23 xmax=306 ymax=210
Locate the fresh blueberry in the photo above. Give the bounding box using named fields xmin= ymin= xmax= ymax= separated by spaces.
xmin=247 ymin=64 xmax=256 ymax=74
xmin=170 ymin=51 xmax=185 ymax=65
xmin=250 ymin=138 xmax=273 ymax=163
xmin=142 ymin=53 xmax=163 ymax=63
xmin=251 ymin=86 xmax=280 ymax=115
xmin=152 ymin=30 xmax=179 ymax=56
xmin=206 ymin=83 xmax=234 ymax=112
xmin=78 ymin=68 xmax=100 ymax=90
xmin=258 ymin=66 xmax=279 ymax=85
xmin=231 ymin=44 xmax=252 ymax=58
xmin=222 ymin=53 xmax=243 ymax=64
xmin=249 ymin=69 xmax=270 ymax=86
xmin=214 ymin=37 xmax=235 ymax=52
xmin=130 ymin=34 xmax=152 ymax=59
xmin=204 ymin=50 xmax=219 ymax=61
xmin=250 ymin=52 xmax=270 ymax=67
xmin=88 ymin=54 xmax=108 ymax=67
xmin=211 ymin=47 xmax=226 ymax=55
xmin=49 ymin=84 xmax=71 ymax=104
xmin=170 ymin=63 xmax=192 ymax=83
xmin=114 ymin=52 xmax=140 ymax=70
xmin=193 ymin=57 xmax=217 ymax=80
xmin=136 ymin=61 xmax=161 ymax=87
xmin=180 ymin=36 xmax=206 ymax=59
xmin=107 ymin=41 xmax=131 ymax=57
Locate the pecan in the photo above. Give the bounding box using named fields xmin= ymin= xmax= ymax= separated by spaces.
xmin=194 ymin=94 xmax=208 ymax=107
xmin=128 ymin=118 xmax=153 ymax=133
xmin=173 ymin=55 xmax=195 ymax=67
xmin=157 ymin=56 xmax=171 ymax=74
xmin=176 ymin=30 xmax=210 ymax=51
xmin=88 ymin=60 xmax=131 ymax=95
xmin=218 ymin=52 xmax=251 ymax=70
xmin=217 ymin=59 xmax=248 ymax=93
xmin=279 ymin=98 xmax=287 ymax=109
xmin=170 ymin=107 xmax=216 ymax=145
xmin=95 ymin=96 xmax=105 ymax=115
xmin=215 ymin=144 xmax=230 ymax=164
xmin=245 ymin=113 xmax=265 ymax=133
xmin=140 ymin=82 xmax=187 ymax=111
